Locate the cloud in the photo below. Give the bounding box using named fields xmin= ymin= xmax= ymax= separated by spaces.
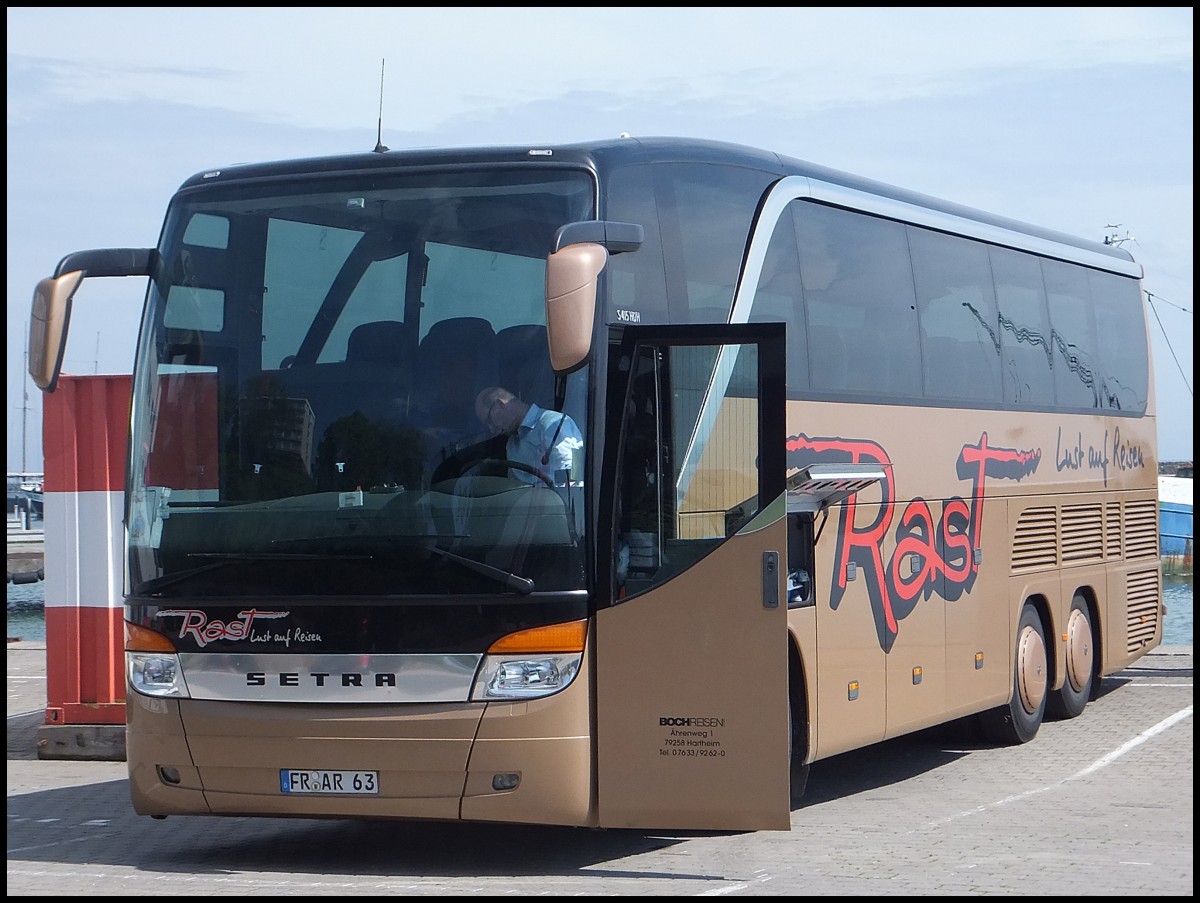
xmin=7 ymin=8 xmax=1193 ymax=132
xmin=6 ymin=6 xmax=1193 ymax=465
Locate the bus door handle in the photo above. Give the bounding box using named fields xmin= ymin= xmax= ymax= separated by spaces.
xmin=762 ymin=550 xmax=780 ymax=609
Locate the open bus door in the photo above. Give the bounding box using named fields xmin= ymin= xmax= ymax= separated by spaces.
xmin=594 ymin=323 xmax=790 ymax=830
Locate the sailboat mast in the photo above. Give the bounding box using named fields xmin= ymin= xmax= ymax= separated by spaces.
xmin=22 ymin=321 xmax=29 ymax=473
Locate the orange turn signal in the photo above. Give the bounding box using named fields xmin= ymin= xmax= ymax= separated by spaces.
xmin=487 ymin=619 xmax=587 ymax=654
xmin=125 ymin=620 xmax=178 ymax=653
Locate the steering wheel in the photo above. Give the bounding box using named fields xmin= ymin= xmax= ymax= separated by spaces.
xmin=459 ymin=458 xmax=555 ymax=489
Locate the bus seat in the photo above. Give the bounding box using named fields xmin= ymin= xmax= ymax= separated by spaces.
xmin=254 ymin=321 xmax=416 ymax=485
xmin=497 ymin=324 xmax=554 ymax=409
xmin=416 ymin=317 xmax=499 ymax=434
xmin=346 ymin=320 xmax=408 ymax=364
xmin=340 ymin=319 xmax=415 ymax=426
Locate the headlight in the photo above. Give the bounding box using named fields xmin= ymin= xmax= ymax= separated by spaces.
xmin=128 ymin=651 xmax=191 ymax=698
xmin=471 ymin=653 xmax=581 ymax=700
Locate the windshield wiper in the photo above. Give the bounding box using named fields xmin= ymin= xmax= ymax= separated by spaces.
xmin=423 ymin=544 xmax=534 ymax=594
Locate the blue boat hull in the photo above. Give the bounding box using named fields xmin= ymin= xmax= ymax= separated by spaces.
xmin=1160 ymin=501 xmax=1193 ymax=556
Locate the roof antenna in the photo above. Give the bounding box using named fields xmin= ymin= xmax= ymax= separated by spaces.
xmin=373 ymin=59 xmax=389 ymax=154
xmin=1103 ymin=223 xmax=1133 ymax=246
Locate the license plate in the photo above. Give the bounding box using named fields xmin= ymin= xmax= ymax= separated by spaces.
xmin=280 ymin=769 xmax=379 ymax=795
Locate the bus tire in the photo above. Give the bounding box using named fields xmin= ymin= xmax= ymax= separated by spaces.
xmin=788 ymin=702 xmax=810 ymax=806
xmin=979 ymin=603 xmax=1047 ymax=745
xmin=787 ymin=661 xmax=809 ymax=806
xmin=1047 ymin=594 xmax=1094 ymax=720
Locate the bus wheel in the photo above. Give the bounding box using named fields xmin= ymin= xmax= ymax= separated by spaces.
xmin=980 ymin=604 xmax=1047 ymax=745
xmin=1047 ymin=594 xmax=1094 ymax=720
xmin=790 ymin=759 xmax=810 ymax=807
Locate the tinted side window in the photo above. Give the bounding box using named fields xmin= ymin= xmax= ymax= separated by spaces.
xmin=749 ymin=203 xmax=809 ymax=394
xmin=605 ymin=164 xmax=670 ymax=326
xmin=991 ymin=246 xmax=1054 ymax=407
xmin=909 ymin=227 xmax=1002 ymax=404
xmin=1042 ymin=258 xmax=1102 ymax=409
xmin=796 ymin=202 xmax=920 ymax=398
xmin=661 ymin=165 xmax=776 ymax=323
xmin=1090 ymin=270 xmax=1148 ymax=412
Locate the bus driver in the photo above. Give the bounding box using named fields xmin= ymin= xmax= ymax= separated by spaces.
xmin=474 ymin=386 xmax=583 ymax=486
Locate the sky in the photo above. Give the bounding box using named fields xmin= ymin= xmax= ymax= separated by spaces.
xmin=6 ymin=7 xmax=1194 ymax=472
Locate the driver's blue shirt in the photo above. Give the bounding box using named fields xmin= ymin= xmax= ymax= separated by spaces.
xmin=507 ymin=404 xmax=583 ymax=485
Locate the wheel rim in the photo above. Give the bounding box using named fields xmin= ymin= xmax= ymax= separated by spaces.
xmin=1064 ymin=607 xmax=1093 ymax=692
xmin=1016 ymin=623 xmax=1047 ymax=714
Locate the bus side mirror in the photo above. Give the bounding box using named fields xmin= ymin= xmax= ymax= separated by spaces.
xmin=544 ymin=221 xmax=643 ymax=374
xmin=545 ymin=242 xmax=607 ymax=374
xmin=28 ymin=247 xmax=155 ymax=393
xmin=29 ymin=270 xmax=85 ymax=393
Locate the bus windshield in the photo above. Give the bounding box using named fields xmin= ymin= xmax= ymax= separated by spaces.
xmin=127 ymin=168 xmax=595 ymax=598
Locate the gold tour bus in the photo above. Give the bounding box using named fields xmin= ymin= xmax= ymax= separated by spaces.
xmin=28 ymin=136 xmax=1162 ymax=831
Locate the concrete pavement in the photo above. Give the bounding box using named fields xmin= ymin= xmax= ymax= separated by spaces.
xmin=7 ymin=639 xmax=1193 ymax=895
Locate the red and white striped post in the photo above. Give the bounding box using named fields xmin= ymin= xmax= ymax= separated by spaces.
xmin=39 ymin=374 xmax=130 ymax=760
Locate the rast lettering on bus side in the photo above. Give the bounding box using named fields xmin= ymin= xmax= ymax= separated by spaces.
xmin=155 ymin=608 xmax=290 ymax=646
xmin=786 ymin=432 xmax=1041 ymax=652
